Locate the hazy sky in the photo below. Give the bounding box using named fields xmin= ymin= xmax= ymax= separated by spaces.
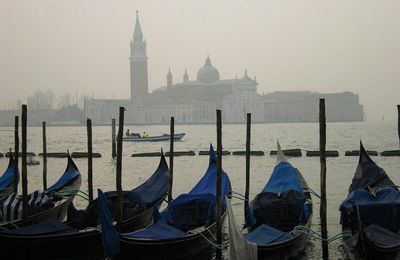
xmin=1 ymin=1 xmax=399 ymax=120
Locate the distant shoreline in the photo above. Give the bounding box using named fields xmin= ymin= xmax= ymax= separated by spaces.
xmin=0 ymin=120 xmax=368 ymax=128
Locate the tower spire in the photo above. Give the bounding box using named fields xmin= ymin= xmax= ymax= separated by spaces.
xmin=130 ymin=10 xmax=148 ymax=99
xmin=183 ymin=68 xmax=189 ymax=82
xmin=205 ymin=54 xmax=211 ymax=66
xmin=133 ymin=10 xmax=143 ymax=42
xmin=167 ymin=68 xmax=173 ymax=87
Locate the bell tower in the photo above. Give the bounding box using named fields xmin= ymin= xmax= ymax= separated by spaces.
xmin=167 ymin=68 xmax=173 ymax=87
xmin=130 ymin=11 xmax=148 ymax=99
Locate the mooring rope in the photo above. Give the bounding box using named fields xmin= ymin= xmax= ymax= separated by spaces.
xmin=187 ymin=226 xmax=229 ymax=250
xmin=231 ymin=191 xmax=246 ymax=199
xmin=304 ymin=188 xmax=321 ymax=199
xmin=52 ymin=189 xmax=90 ymax=201
xmin=292 ymin=225 xmax=348 ymax=243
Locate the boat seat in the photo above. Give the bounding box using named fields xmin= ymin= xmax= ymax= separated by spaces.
xmin=245 ymin=224 xmax=293 ymax=245
xmin=252 ymin=190 xmax=304 ymax=232
xmin=169 ymin=198 xmax=214 ymax=232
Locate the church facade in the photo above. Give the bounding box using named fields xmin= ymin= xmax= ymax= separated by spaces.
xmin=84 ymin=13 xmax=363 ymax=124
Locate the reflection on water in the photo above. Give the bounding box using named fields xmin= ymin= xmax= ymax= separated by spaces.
xmin=0 ymin=121 xmax=399 ymax=259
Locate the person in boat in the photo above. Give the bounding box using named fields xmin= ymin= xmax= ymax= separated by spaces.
xmin=126 ymin=129 xmax=130 ymax=136
xmin=142 ymin=132 xmax=149 ymax=138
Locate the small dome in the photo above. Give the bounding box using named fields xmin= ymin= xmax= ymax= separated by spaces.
xmin=197 ymin=56 xmax=220 ymax=83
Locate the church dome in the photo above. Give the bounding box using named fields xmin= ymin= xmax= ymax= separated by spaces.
xmin=197 ymin=56 xmax=220 ymax=83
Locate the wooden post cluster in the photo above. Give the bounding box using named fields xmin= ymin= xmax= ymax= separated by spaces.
xmin=14 ymin=116 xmax=19 ymax=194
xmin=168 ymin=117 xmax=174 ymax=202
xmin=42 ymin=121 xmax=47 ymax=190
xmin=215 ymin=109 xmax=222 ymax=259
xmin=87 ymin=118 xmax=93 ymax=202
xmin=397 ymin=105 xmax=400 ymax=148
xmin=112 ymin=118 xmax=117 ymax=159
xmin=21 ymin=105 xmax=28 ymax=221
xmin=116 ymin=108 xmax=124 ymax=232
xmin=319 ymin=98 xmax=328 ymax=259
xmin=245 ymin=113 xmax=251 ymax=212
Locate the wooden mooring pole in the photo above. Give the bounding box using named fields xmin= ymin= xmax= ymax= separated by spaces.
xmin=215 ymin=109 xmax=222 ymax=259
xmin=116 ymin=108 xmax=124 ymax=232
xmin=21 ymin=105 xmax=28 ymax=221
xmin=397 ymin=105 xmax=400 ymax=148
xmin=244 ymin=113 xmax=251 ymax=212
xmin=14 ymin=116 xmax=19 ymax=194
xmin=42 ymin=121 xmax=47 ymax=190
xmin=87 ymin=118 xmax=93 ymax=202
xmin=319 ymin=98 xmax=328 ymax=259
xmin=168 ymin=117 xmax=174 ymax=202
xmin=112 ymin=118 xmax=116 ymax=159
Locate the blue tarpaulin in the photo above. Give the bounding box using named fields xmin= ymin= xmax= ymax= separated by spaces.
xmin=98 ymin=189 xmax=120 ymax=257
xmin=124 ymin=221 xmax=186 ymax=240
xmin=262 ymin=162 xmax=304 ymax=195
xmin=340 ymin=187 xmax=400 ymax=232
xmin=245 ymin=156 xmax=307 ymax=236
xmin=348 ymin=142 xmax=388 ymax=192
xmin=123 ymin=154 xmax=170 ymax=208
xmin=245 ymin=224 xmax=292 ymax=245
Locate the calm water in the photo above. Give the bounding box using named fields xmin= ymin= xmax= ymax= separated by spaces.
xmin=0 ymin=121 xmax=399 ymax=259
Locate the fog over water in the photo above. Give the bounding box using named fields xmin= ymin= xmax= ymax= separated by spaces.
xmin=1 ymin=0 xmax=400 ymax=120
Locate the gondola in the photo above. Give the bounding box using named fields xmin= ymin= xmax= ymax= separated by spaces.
xmin=98 ymin=144 xmax=232 ymax=260
xmin=0 ymin=152 xmax=170 ymax=259
xmin=0 ymin=153 xmax=81 ymax=227
xmin=339 ymin=142 xmax=400 ymax=260
xmin=0 ymin=154 xmax=19 ymax=202
xmin=229 ymin=142 xmax=312 ymax=259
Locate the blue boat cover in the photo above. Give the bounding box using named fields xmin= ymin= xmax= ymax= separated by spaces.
xmin=98 ymin=189 xmax=120 ymax=257
xmin=262 ymin=162 xmax=304 ymax=195
xmin=244 ymin=201 xmax=257 ymax=228
xmin=123 ymin=156 xmax=170 ymax=208
xmin=0 ymin=157 xmax=18 ymax=191
xmin=123 ymin=144 xmax=231 ymax=240
xmin=124 ymin=221 xmax=186 ymax=240
xmin=340 ymin=187 xmax=400 ymax=232
xmin=348 ymin=142 xmax=388 ymax=193
xmin=245 ymin=159 xmax=307 ymax=231
xmin=188 ymin=144 xmax=230 ymax=197
xmin=45 ymin=158 xmax=80 ymax=193
xmin=245 ymin=224 xmax=292 ymax=245
xmin=1 ymin=218 xmax=75 ymax=236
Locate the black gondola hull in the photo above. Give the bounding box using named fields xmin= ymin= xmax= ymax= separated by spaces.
xmin=116 ymin=221 xmax=219 ymax=260
xmin=342 ymin=227 xmax=400 ymax=260
xmin=0 ymin=196 xmax=162 ymax=259
xmin=257 ymin=213 xmax=312 ymax=259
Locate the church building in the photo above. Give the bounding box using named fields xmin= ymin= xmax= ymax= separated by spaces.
xmin=84 ymin=12 xmax=363 ymax=124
